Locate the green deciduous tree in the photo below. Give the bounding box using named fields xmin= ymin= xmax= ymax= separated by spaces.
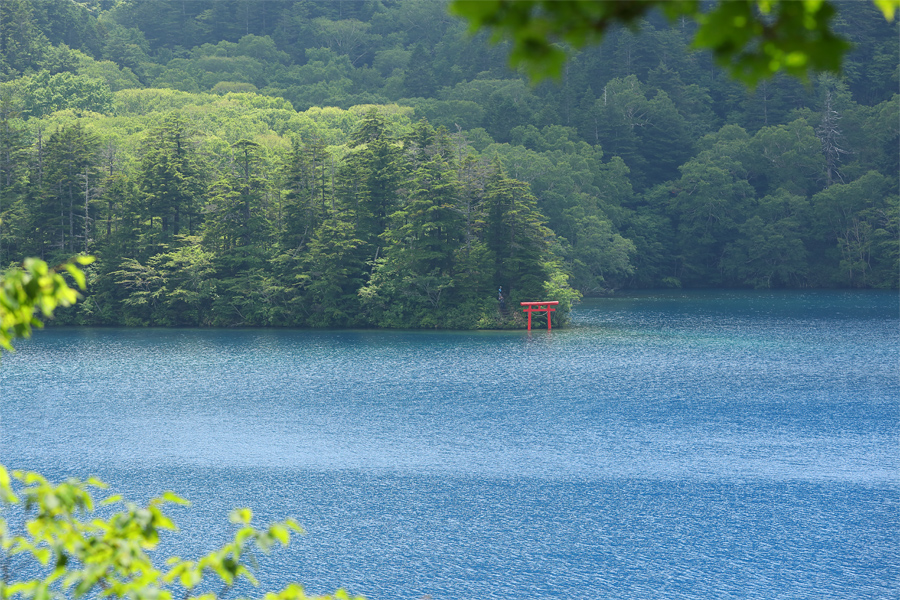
xmin=638 ymin=89 xmax=694 ymax=187
xmin=16 ymin=70 xmax=113 ymax=119
xmin=565 ymin=211 xmax=636 ymax=295
xmin=810 ymin=170 xmax=899 ymax=287
xmin=721 ymin=189 xmax=810 ymax=288
xmin=403 ymin=43 xmax=436 ymax=98
xmin=747 ymin=118 xmax=824 ymax=197
xmin=586 ymin=76 xmax=648 ymax=185
xmin=668 ymin=131 xmax=756 ymax=285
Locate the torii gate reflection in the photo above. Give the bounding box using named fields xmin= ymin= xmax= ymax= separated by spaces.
xmin=520 ymin=300 xmax=559 ymax=331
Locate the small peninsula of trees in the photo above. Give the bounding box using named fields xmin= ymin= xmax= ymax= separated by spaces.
xmin=0 ymin=0 xmax=895 ymax=329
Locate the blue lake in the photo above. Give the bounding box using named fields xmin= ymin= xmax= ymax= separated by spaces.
xmin=1 ymin=290 xmax=898 ymax=599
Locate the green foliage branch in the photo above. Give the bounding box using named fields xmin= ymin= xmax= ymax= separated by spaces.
xmin=0 ymin=466 xmax=357 ymax=600
xmin=0 ymin=256 xmax=93 ymax=352
xmin=449 ymin=0 xmax=900 ymax=85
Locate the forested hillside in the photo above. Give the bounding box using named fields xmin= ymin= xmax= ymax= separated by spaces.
xmin=0 ymin=0 xmax=896 ymax=328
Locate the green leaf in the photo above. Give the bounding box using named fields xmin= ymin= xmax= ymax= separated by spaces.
xmin=84 ymin=476 xmax=108 ymax=489
xmin=64 ymin=264 xmax=87 ymax=290
xmin=229 ymin=508 xmax=253 ymax=524
xmin=99 ymin=494 xmax=123 ymax=506
xmin=269 ymin=524 xmax=290 ymax=546
xmin=160 ymin=491 xmax=190 ymax=506
xmin=873 ymin=0 xmax=900 ymax=19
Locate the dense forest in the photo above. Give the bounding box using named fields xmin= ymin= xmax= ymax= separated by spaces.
xmin=0 ymin=0 xmax=896 ymax=329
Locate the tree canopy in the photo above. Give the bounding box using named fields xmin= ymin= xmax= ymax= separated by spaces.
xmin=0 ymin=0 xmax=894 ymax=331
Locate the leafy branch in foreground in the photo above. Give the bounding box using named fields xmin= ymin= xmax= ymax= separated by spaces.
xmin=450 ymin=0 xmax=898 ymax=85
xmin=0 ymin=466 xmax=358 ymax=600
xmin=0 ymin=256 xmax=94 ymax=352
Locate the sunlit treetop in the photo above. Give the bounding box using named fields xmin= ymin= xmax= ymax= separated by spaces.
xmin=449 ymin=0 xmax=900 ymax=86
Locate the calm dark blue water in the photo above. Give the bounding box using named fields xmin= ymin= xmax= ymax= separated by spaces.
xmin=1 ymin=291 xmax=898 ymax=599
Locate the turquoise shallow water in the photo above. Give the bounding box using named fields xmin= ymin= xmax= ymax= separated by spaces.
xmin=1 ymin=290 xmax=898 ymax=599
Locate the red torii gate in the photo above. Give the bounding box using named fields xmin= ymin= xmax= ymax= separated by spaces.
xmin=520 ymin=300 xmax=559 ymax=331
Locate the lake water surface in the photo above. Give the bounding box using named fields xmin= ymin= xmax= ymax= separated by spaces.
xmin=1 ymin=291 xmax=898 ymax=599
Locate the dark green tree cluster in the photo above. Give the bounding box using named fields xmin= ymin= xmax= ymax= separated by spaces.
xmin=0 ymin=104 xmax=577 ymax=328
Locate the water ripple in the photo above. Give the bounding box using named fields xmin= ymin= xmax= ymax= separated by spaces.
xmin=1 ymin=291 xmax=897 ymax=599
